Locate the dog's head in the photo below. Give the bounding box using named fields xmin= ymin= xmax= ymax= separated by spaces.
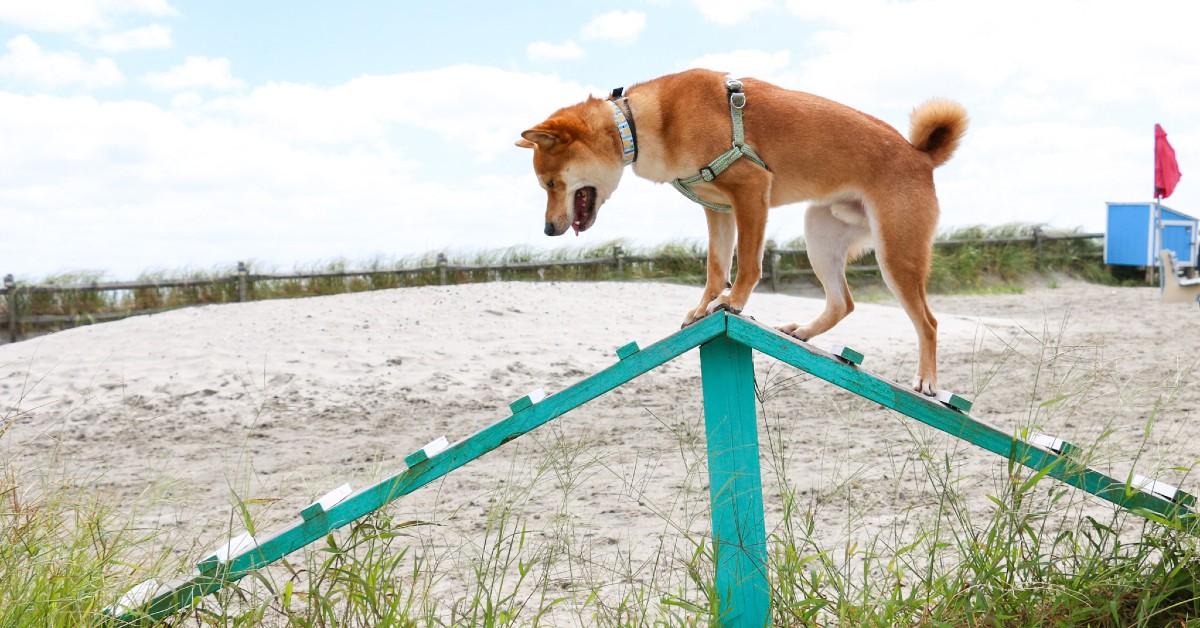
xmin=516 ymin=109 xmax=624 ymax=236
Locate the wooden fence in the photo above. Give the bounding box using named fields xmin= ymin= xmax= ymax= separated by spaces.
xmin=1 ymin=230 xmax=1103 ymax=343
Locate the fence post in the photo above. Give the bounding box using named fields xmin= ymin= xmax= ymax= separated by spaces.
xmin=699 ymin=335 xmax=770 ymax=626
xmin=1032 ymin=226 xmax=1044 ymax=270
xmin=4 ymin=274 xmax=16 ymax=344
xmin=437 ymin=253 xmax=448 ymax=285
xmin=766 ymin=246 xmax=779 ymax=292
xmin=236 ymin=261 xmax=248 ymax=302
xmin=614 ymin=245 xmax=624 ymax=276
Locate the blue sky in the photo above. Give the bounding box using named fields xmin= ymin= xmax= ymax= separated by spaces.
xmin=1 ymin=1 xmax=1198 ymax=279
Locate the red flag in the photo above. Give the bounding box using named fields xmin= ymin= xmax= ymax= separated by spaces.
xmin=1155 ymin=123 xmax=1182 ymax=199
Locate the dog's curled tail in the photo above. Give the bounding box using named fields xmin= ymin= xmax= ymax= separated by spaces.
xmin=909 ymin=99 xmax=968 ymax=168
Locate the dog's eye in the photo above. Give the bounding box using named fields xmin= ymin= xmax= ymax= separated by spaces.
xmin=546 ymin=180 xmax=556 ymax=189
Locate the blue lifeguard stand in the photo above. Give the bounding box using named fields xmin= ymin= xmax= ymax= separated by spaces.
xmin=1105 ymin=202 xmax=1198 ymax=269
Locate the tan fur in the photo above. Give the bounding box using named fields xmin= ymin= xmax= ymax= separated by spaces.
xmin=909 ymin=99 xmax=969 ymax=168
xmin=517 ymin=69 xmax=968 ymax=395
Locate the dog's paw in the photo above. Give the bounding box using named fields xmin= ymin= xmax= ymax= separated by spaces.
xmin=776 ymin=322 xmax=811 ymax=341
xmin=911 ymin=374 xmax=936 ymax=397
xmin=705 ymin=295 xmax=742 ymax=315
xmin=681 ymin=306 xmax=707 ymax=328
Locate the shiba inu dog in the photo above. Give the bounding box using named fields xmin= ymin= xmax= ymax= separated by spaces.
xmin=516 ymin=69 xmax=967 ymax=395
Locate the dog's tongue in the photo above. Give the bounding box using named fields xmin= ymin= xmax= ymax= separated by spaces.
xmin=572 ymin=222 xmax=580 ymax=236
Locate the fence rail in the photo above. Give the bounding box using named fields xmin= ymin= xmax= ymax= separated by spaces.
xmin=1 ymin=230 xmax=1104 ymax=343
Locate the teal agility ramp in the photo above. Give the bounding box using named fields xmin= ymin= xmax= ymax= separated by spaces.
xmin=109 ymin=310 xmax=1196 ymax=625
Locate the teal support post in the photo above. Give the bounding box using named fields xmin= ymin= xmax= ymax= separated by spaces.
xmin=699 ymin=335 xmax=770 ymax=627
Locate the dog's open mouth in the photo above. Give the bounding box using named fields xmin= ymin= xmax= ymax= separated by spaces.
xmin=571 ymin=186 xmax=597 ymax=235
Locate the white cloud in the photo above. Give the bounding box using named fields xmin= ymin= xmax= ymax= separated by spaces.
xmin=6 ymin=0 xmax=1200 ymax=281
xmin=202 ymin=65 xmax=594 ymax=159
xmin=143 ymin=56 xmax=243 ymax=91
xmin=87 ymin=23 xmax=172 ymax=52
xmin=0 ymin=35 xmax=123 ymax=88
xmin=771 ymin=0 xmax=1200 ymax=230
xmin=0 ymin=0 xmax=175 ymax=33
xmin=526 ymin=40 xmax=584 ymax=62
xmin=0 ymin=65 xmax=623 ymax=279
xmin=783 ymin=0 xmax=1200 ymax=112
xmin=692 ymin=0 xmax=776 ymax=25
xmin=581 ymin=10 xmax=646 ymax=45
xmin=684 ymin=49 xmax=791 ymax=80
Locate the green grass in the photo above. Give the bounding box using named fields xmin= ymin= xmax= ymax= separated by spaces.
xmin=10 ymin=463 xmax=1192 ymax=626
xmin=0 ymin=468 xmax=167 ymax=624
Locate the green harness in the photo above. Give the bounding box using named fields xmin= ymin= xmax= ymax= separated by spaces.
xmin=669 ymin=78 xmax=769 ymax=212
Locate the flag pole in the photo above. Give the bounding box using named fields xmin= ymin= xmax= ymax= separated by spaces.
xmin=1151 ymin=124 xmax=1160 ymax=285
xmin=1147 ymin=125 xmax=1156 ymax=284
xmin=1150 ymin=194 xmax=1160 ymax=285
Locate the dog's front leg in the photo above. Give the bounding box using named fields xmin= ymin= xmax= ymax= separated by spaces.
xmin=682 ymin=208 xmax=736 ymax=326
xmin=706 ymin=181 xmax=769 ymax=316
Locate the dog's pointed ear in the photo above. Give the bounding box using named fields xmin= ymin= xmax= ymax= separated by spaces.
xmin=520 ymin=128 xmax=563 ymax=150
xmin=514 ymin=137 xmax=537 ymax=149
xmin=520 ymin=116 xmax=582 ymax=150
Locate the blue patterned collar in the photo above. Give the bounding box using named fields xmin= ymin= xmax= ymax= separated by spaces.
xmin=607 ymin=88 xmax=637 ymax=166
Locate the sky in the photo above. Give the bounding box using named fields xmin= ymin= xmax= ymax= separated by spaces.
xmin=1 ymin=0 xmax=1198 ymax=280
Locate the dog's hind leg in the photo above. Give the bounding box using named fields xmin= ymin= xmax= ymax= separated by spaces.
xmin=683 ymin=208 xmax=736 ymax=326
xmin=779 ymin=202 xmax=872 ymax=341
xmin=869 ymin=189 xmax=940 ymax=396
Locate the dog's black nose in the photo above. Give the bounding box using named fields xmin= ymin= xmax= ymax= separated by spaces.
xmin=544 ymin=222 xmax=557 ymax=236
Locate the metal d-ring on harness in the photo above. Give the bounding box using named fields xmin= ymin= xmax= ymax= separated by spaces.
xmin=670 ymin=78 xmax=769 ymax=212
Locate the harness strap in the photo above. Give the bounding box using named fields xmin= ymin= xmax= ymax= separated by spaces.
xmin=671 ymin=77 xmax=769 ymax=212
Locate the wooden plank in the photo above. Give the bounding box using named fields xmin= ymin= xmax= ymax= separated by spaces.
xmin=618 ymin=254 xmax=704 ymax=264
xmin=508 ymin=388 xmax=546 ymax=414
xmin=197 ymin=532 xmax=257 ymax=573
xmin=250 ymin=267 xmax=436 ymax=281
xmin=1042 ymin=232 xmax=1104 ymax=241
xmin=21 ymin=267 xmax=442 ymax=293
xmin=105 ymin=579 xmax=164 ymax=616
xmin=935 ymin=390 xmax=974 ymax=413
xmin=699 ymin=336 xmax=769 ymax=627
xmin=774 ymin=264 xmax=880 ymax=278
xmin=447 ymin=257 xmax=613 ymax=272
xmin=615 ymin=341 xmax=640 ymax=360
xmin=300 ymin=483 xmax=353 ymax=521
xmin=21 ymin=278 xmax=231 ymax=293
xmin=120 ymin=310 xmax=729 ymax=622
xmin=1131 ymin=475 xmax=1197 ymax=508
xmin=827 ymin=344 xmax=864 ymax=366
xmin=404 ymin=436 xmax=450 ymax=468
xmin=1028 ymin=432 xmax=1076 ymax=456
xmin=724 ymin=314 xmax=1194 ymax=521
xmin=769 ymin=233 xmax=1103 ymax=257
xmin=21 ymin=307 xmax=180 ymax=325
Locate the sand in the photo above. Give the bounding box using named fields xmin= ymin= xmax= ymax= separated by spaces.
xmin=1 ymin=280 xmax=1198 ymax=610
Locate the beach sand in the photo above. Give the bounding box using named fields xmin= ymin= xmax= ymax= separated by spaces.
xmin=2 ymin=280 xmax=1197 ymax=612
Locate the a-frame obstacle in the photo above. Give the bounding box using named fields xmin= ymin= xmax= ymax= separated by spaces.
xmin=109 ymin=310 xmax=1197 ymax=626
